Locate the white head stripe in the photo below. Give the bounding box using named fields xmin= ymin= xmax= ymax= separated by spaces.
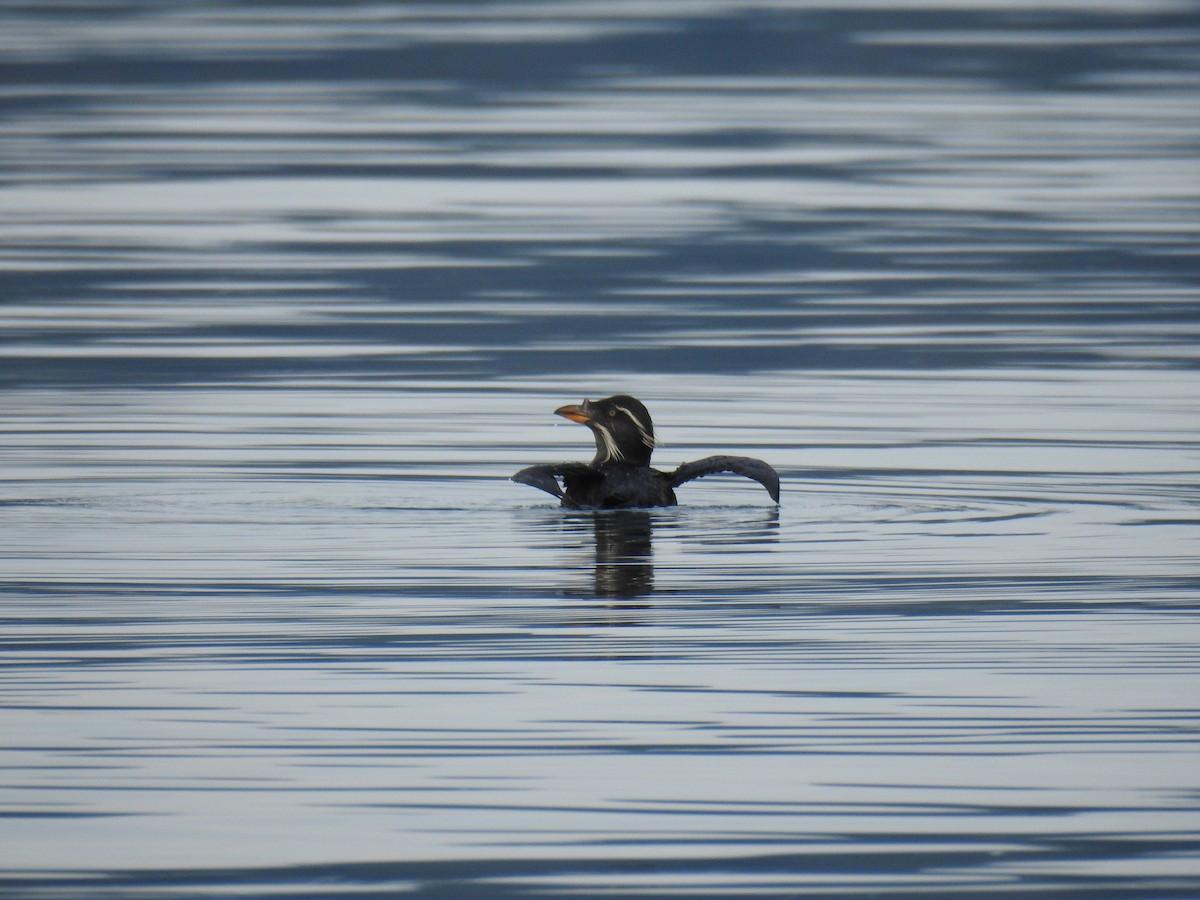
xmin=595 ymin=423 xmax=623 ymax=462
xmin=614 ymin=404 xmax=655 ymax=449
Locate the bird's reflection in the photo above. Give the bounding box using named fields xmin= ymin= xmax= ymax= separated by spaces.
xmin=521 ymin=507 xmax=780 ymax=603
xmin=590 ymin=510 xmax=655 ymax=599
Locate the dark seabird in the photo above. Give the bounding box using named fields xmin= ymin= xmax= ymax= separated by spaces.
xmin=513 ymin=395 xmax=780 ymax=509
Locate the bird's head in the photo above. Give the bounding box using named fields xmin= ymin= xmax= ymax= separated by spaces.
xmin=555 ymin=395 xmax=656 ymax=466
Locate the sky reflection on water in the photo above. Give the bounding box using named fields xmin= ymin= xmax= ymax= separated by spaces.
xmin=1 ymin=0 xmax=1199 ymax=897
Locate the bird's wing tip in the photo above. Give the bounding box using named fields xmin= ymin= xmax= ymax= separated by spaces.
xmin=511 ymin=464 xmax=567 ymax=499
xmin=671 ymin=455 xmax=780 ymax=503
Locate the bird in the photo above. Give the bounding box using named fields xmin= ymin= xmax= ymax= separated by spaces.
xmin=512 ymin=395 xmax=780 ymax=509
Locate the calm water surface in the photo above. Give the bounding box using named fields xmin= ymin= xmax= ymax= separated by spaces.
xmin=2 ymin=2 xmax=1199 ymax=897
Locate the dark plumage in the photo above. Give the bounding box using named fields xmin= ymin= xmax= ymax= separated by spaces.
xmin=512 ymin=395 xmax=780 ymax=509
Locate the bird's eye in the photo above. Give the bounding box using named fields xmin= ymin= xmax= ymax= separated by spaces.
xmin=607 ymin=409 xmax=617 ymax=417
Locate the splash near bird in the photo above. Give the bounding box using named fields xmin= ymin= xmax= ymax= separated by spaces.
xmin=512 ymin=395 xmax=780 ymax=509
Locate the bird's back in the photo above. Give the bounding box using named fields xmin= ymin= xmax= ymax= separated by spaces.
xmin=562 ymin=464 xmax=677 ymax=509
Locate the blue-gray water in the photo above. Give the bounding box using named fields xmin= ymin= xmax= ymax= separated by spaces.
xmin=2 ymin=2 xmax=1199 ymax=897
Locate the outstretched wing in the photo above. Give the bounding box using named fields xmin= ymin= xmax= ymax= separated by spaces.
xmin=511 ymin=463 xmax=597 ymax=499
xmin=668 ymin=455 xmax=780 ymax=503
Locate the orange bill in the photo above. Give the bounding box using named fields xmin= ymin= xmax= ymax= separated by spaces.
xmin=554 ymin=404 xmax=591 ymax=424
